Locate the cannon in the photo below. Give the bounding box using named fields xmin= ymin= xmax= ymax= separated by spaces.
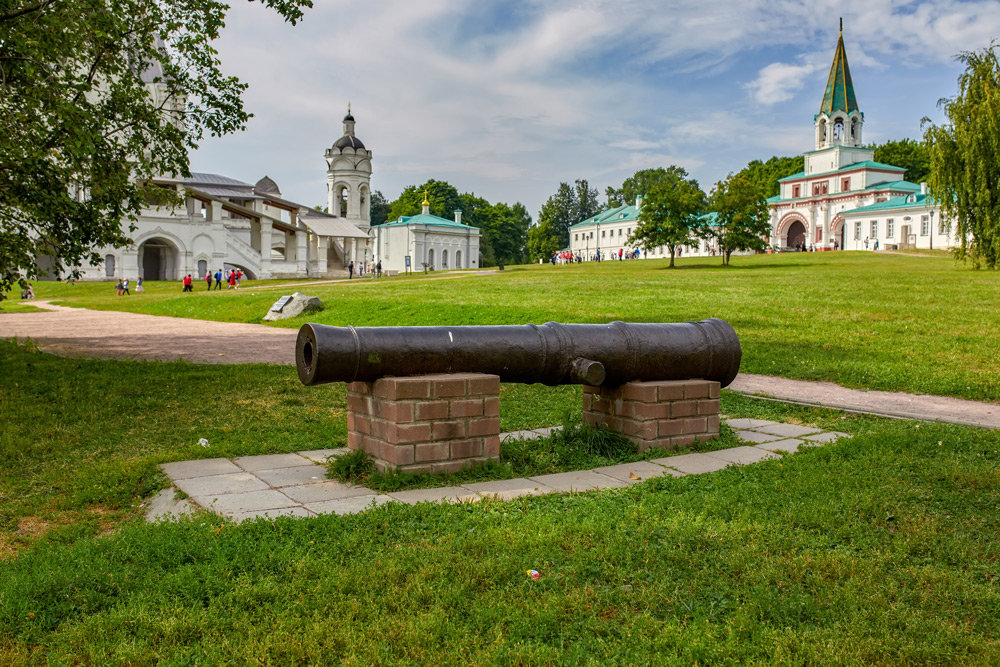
xmin=296 ymin=319 xmax=741 ymax=388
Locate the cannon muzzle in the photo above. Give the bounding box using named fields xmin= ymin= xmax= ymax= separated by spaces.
xmin=296 ymin=320 xmax=741 ymax=388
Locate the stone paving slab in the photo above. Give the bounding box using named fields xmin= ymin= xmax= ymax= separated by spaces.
xmin=756 ymin=438 xmax=806 ymax=454
xmin=231 ymin=506 xmax=316 ymax=522
xmin=652 ymin=452 xmax=730 ymax=475
xmin=235 ymin=453 xmax=311 ymax=472
xmin=297 ymin=448 xmax=348 ymax=463
xmin=501 ymin=429 xmax=545 ymax=442
xmin=388 ymin=486 xmax=481 ymax=505
xmin=733 ymin=429 xmax=783 ymax=444
xmin=306 ymin=494 xmax=392 ymax=516
xmin=803 ymin=431 xmax=851 ymax=443
xmin=754 ymin=423 xmax=824 ymax=438
xmin=253 ymin=464 xmax=327 ymax=487
xmin=144 ymin=488 xmax=198 ymax=522
xmin=592 ymin=461 xmax=685 ymax=482
xmin=706 ymin=445 xmax=778 ymax=465
xmin=527 ymin=470 xmax=627 ymax=493
xmin=174 ymin=472 xmax=269 ymax=497
xmin=461 ymin=478 xmax=553 ymax=498
xmin=281 ymin=480 xmax=373 ymax=504
xmin=160 ymin=458 xmax=242 ymax=480
xmin=725 ymin=418 xmax=780 ymax=429
xmin=192 ymin=489 xmax=298 ymax=514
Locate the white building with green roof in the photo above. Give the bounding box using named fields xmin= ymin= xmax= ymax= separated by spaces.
xmin=766 ymin=24 xmax=949 ymax=252
xmin=371 ymin=194 xmax=480 ymax=274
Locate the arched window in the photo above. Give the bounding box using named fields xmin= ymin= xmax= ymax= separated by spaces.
xmin=456 ymin=250 xmax=462 ymax=268
xmin=427 ymin=248 xmax=434 ymax=269
xmin=197 ymin=259 xmax=208 ymax=277
xmin=442 ymin=249 xmax=449 ymax=268
xmin=104 ymin=254 xmax=116 ymax=277
xmin=833 ymin=119 xmax=844 ymax=140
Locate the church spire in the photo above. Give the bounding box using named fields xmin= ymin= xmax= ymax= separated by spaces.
xmin=819 ymin=19 xmax=859 ymax=116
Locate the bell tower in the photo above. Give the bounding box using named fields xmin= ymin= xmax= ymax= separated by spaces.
xmin=815 ymin=19 xmax=863 ymax=150
xmin=325 ymin=104 xmax=373 ymax=230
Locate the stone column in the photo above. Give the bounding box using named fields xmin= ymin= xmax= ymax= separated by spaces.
xmin=295 ymin=231 xmax=308 ymax=275
xmin=259 ymin=220 xmax=273 ymax=278
xmin=346 ymin=373 xmax=501 ymax=474
xmin=317 ymin=237 xmax=329 ymax=275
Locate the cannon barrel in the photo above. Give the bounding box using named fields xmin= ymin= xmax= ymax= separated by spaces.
xmin=296 ymin=319 xmax=741 ymax=388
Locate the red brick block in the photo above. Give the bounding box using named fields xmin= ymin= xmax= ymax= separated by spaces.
xmin=415 ymin=400 xmax=449 ymax=421
xmin=708 ymin=382 xmax=720 ymax=399
xmin=706 ymin=414 xmax=720 ymax=434
xmin=393 ymin=422 xmax=433 ymax=444
xmin=629 ymin=401 xmax=670 ymax=420
xmin=346 ymin=393 xmax=366 ymax=413
xmin=468 ymin=375 xmax=500 ymax=395
xmin=346 ymin=381 xmax=372 ymax=395
xmin=359 ymin=435 xmax=381 ymax=457
xmin=683 ymin=381 xmax=711 ymax=400
xmin=621 ymin=382 xmax=658 ymax=403
xmin=450 ymin=439 xmax=484 ymax=459
xmin=582 ymin=384 xmax=600 ymax=395
xmin=483 ymin=396 xmax=500 ymax=417
xmin=431 ymin=420 xmax=466 ymax=440
xmin=697 ymin=399 xmax=720 ymax=416
xmin=433 ymin=377 xmax=469 ymax=398
xmin=390 ymin=377 xmax=434 ymax=400
xmin=581 ymin=394 xmax=593 ymax=411
xmin=398 ymin=463 xmax=433 ymax=475
xmin=670 ymin=401 xmax=697 ymax=418
xmin=381 ymin=442 xmax=414 ymax=466
xmin=354 ymin=415 xmax=372 ymax=436
xmin=347 ymin=431 xmax=363 ymax=450
xmin=658 ymin=419 xmax=685 ymax=437
xmin=672 ymin=434 xmax=697 ymax=448
xmin=483 ymin=435 xmax=500 ymax=458
xmin=450 ymin=399 xmax=484 ymax=418
xmin=432 ymin=460 xmax=473 ymax=475
xmin=468 ymin=417 xmax=500 ymax=438
xmin=695 ymin=433 xmax=715 ymax=443
xmin=622 ymin=419 xmax=657 ymax=439
xmin=377 ymin=401 xmax=414 ymax=422
xmin=415 ymin=442 xmax=451 ymax=463
xmin=683 ymin=417 xmax=707 ymax=433
xmin=656 ymin=382 xmax=686 ymax=402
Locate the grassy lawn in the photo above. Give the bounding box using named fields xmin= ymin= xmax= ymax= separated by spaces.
xmin=14 ymin=252 xmax=1000 ymax=402
xmin=2 ymin=341 xmax=1000 ymax=662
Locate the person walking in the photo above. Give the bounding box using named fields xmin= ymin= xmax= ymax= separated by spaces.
xmin=864 ymin=236 xmax=869 ymax=250
xmin=228 ymin=270 xmax=236 ymax=289
xmin=376 ymin=260 xmax=382 ymax=278
xmin=182 ymin=274 xmax=193 ymax=292
xmin=348 ymin=260 xmax=354 ymax=279
xmin=874 ymin=239 xmax=879 ymax=251
xmin=205 ymin=271 xmax=212 ymax=290
xmin=122 ymin=277 xmax=130 ymax=296
xmin=136 ymin=276 xmax=144 ymax=294
xmin=214 ymin=269 xmax=223 ymax=290
xmin=115 ymin=278 xmax=123 ymax=296
xmin=236 ymin=269 xmax=243 ymax=288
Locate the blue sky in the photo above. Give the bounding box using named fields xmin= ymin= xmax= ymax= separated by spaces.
xmin=191 ymin=0 xmax=1000 ymax=219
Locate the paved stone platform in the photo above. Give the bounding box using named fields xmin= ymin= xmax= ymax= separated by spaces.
xmin=147 ymin=419 xmax=851 ymax=522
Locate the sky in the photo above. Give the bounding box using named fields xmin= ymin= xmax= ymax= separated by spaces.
xmin=190 ymin=0 xmax=1000 ymax=220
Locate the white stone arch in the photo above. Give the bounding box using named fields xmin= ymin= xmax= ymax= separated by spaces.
xmin=190 ymin=233 xmax=214 ymax=258
xmin=456 ymin=249 xmax=462 ymax=269
xmin=331 ymin=180 xmax=351 ymax=217
xmin=135 ymin=231 xmax=184 ymax=281
xmin=776 ymin=212 xmax=809 ymax=250
xmin=427 ymin=247 xmax=435 ymax=269
xmin=831 ymin=113 xmax=847 ymax=142
xmin=442 ymin=248 xmax=449 ymax=269
xmin=359 ymin=183 xmax=370 ymax=222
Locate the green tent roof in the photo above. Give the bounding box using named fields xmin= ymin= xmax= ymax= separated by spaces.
xmin=380 ymin=213 xmax=476 ymax=230
xmin=820 ymin=29 xmax=859 ymax=116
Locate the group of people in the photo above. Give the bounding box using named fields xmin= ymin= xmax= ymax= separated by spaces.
xmin=552 ymin=248 xmax=645 ymax=265
xmin=347 ymin=260 xmax=382 ymax=279
xmin=183 ymin=268 xmax=244 ymax=292
xmin=114 ymin=277 xmax=143 ymax=295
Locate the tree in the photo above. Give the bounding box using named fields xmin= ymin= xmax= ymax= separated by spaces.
xmin=924 ymin=42 xmax=1000 ymax=269
xmin=458 ymin=193 xmax=495 ymax=266
xmin=628 ymin=171 xmax=706 ymax=268
xmin=387 ymin=180 xmax=462 ymax=221
xmin=527 ymin=220 xmax=561 ymax=261
xmin=733 ymin=156 xmax=802 ymax=199
xmin=605 ymin=167 xmax=690 ymax=208
xmin=537 ymin=179 xmax=601 ymax=250
xmin=479 ymin=202 xmax=530 ymax=265
xmin=0 ymin=0 xmax=312 ymax=291
xmin=369 ymin=190 xmax=390 ymax=226
xmin=707 ymin=174 xmax=771 ymax=266
xmin=872 ymin=138 xmax=931 ymax=184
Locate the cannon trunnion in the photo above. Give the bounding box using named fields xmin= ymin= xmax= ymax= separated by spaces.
xmin=296 ymin=319 xmax=741 ymax=388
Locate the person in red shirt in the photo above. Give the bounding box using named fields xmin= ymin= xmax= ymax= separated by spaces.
xmin=182 ymin=274 xmax=193 ymax=292
xmin=228 ymin=271 xmax=236 ymax=289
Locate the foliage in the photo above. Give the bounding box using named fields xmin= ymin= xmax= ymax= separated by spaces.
xmin=871 ymin=138 xmax=931 ymax=184
xmin=535 ymin=179 xmax=602 ymax=253
xmin=733 ymin=156 xmax=802 ymax=199
xmin=0 ymin=0 xmax=312 ymax=292
xmin=629 ymin=169 xmax=706 ymax=267
xmin=924 ymin=42 xmax=1000 ymax=269
xmin=387 ymin=179 xmax=462 ymax=221
xmin=479 ymin=201 xmax=531 ymax=265
xmin=326 ymin=448 xmax=375 ymax=481
xmin=707 ymin=173 xmax=772 ymax=265
xmin=605 ymin=167 xmax=692 ymax=208
xmin=526 ymin=219 xmax=563 ymax=261
xmin=369 ymin=190 xmax=390 ymax=226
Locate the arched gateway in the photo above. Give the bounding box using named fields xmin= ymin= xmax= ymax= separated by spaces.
xmin=786 ymin=220 xmax=806 ymax=250
xmin=138 ymin=238 xmax=179 ymax=281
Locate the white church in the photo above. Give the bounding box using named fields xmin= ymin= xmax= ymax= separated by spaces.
xmin=766 ymin=25 xmax=950 ymax=252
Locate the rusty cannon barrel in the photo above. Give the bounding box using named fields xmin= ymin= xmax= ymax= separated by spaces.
xmin=296 ymin=319 xmax=741 ymax=388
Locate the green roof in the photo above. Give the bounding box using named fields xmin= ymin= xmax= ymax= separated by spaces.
xmin=568 ymin=203 xmax=638 ymax=230
xmin=844 ymin=192 xmax=935 ymax=214
xmin=380 ymin=213 xmax=477 ymax=230
xmin=778 ymin=161 xmax=905 ymax=182
xmin=820 ymin=29 xmax=859 ymax=116
xmin=864 ymin=180 xmax=921 ymax=192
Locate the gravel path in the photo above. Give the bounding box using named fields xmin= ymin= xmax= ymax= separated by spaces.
xmin=3 ymin=302 xmax=997 ymax=429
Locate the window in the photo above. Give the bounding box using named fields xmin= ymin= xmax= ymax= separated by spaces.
xmin=602 ymin=230 xmax=606 ymax=238
xmin=442 ymin=249 xmax=448 ymax=268
xmin=854 ymin=221 xmax=861 ymax=240
xmin=793 ymin=185 xmax=800 ymax=198
xmin=197 ymin=259 xmax=208 ymax=278
xmin=886 ymin=219 xmax=894 ymax=238
xmin=574 ymin=233 xmax=578 ymax=241
xmin=104 ymin=254 xmax=116 ymax=277
xmin=870 ymin=220 xmax=878 ymax=238
xmin=618 ymin=228 xmax=622 ymax=236
xmin=920 ymin=216 xmax=929 ymax=236
xmin=842 ymin=177 xmax=850 ymax=191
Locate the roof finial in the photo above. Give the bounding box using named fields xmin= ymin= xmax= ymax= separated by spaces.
xmin=839 ymin=17 xmax=843 ymax=33
xmin=347 ymin=101 xmax=351 ymax=114
xmin=422 ymin=189 xmax=430 ymax=206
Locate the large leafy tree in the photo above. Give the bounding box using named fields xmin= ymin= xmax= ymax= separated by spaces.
xmin=526 ymin=219 xmax=562 ymax=261
xmin=369 ymin=190 xmax=390 ymax=226
xmin=628 ymin=170 xmax=706 ymax=268
xmin=707 ymin=174 xmax=771 ymax=266
xmin=872 ymin=138 xmax=931 ymax=183
xmin=733 ymin=156 xmax=802 ymax=199
xmin=480 ymin=202 xmax=530 ymax=265
xmin=536 ymin=179 xmax=601 ymax=251
xmin=605 ymin=167 xmax=690 ymax=208
xmin=387 ymin=179 xmax=462 ymax=221
xmin=0 ymin=0 xmax=312 ymax=290
xmin=924 ymin=42 xmax=1000 ymax=269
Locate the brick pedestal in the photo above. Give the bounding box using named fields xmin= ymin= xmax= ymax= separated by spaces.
xmin=346 ymin=373 xmax=501 ymax=474
xmin=583 ymin=380 xmax=720 ymax=452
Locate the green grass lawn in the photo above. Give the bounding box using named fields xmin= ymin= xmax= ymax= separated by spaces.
xmin=2 ymin=341 xmax=999 ymax=662
xmin=15 ymin=252 xmax=1000 ymax=402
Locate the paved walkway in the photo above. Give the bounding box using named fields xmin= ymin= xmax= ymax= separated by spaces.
xmin=2 ymin=302 xmax=998 ymax=429
xmin=147 ymin=420 xmax=851 ymax=523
